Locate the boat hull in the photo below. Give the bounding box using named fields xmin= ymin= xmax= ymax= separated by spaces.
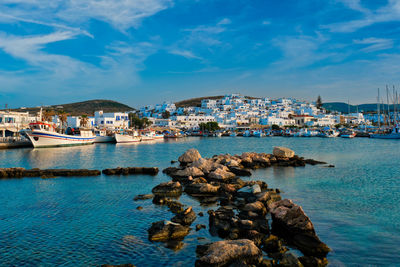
xmin=115 ymin=133 xmax=141 ymax=143
xmin=94 ymin=135 xmax=115 ymax=143
xmin=27 ymin=130 xmax=95 ymax=148
xmin=370 ymin=133 xmax=400 ymax=139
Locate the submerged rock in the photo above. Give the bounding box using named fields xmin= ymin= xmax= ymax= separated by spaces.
xmin=269 ymin=199 xmax=330 ymax=258
xmin=195 ymin=239 xmax=262 ymax=267
xmin=178 ymin=148 xmax=202 ymax=164
xmin=148 ymin=220 xmax=190 ymax=242
xmin=273 ymin=147 xmax=295 ymax=158
xmin=133 ymin=194 xmax=154 ymax=201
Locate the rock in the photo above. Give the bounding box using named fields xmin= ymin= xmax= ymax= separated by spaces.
xmin=162 ymin=167 xmax=181 ymax=175
xmin=196 ymin=224 xmax=206 ymax=231
xmin=171 ymin=160 xmax=177 ymax=164
xmin=184 ymin=183 xmax=220 ymax=196
xmin=279 ymin=253 xmax=304 ymax=267
xmin=208 ymin=168 xmax=236 ymax=180
xmin=273 ymin=147 xmax=295 ymax=158
xmin=133 ymin=194 xmax=154 ymax=201
xmin=236 ymin=184 xmax=261 ymax=198
xmin=165 ymin=240 xmax=184 ymax=251
xmin=208 ymin=207 xmax=238 ymax=238
xmin=171 ymin=206 xmax=197 ymax=226
xmin=148 ymin=221 xmax=190 ymax=242
xmin=269 ymin=199 xmax=330 ymax=258
xmin=0 ymin=168 xmax=101 ymax=179
xmin=102 ymin=167 xmax=159 ymax=175
xmin=195 ymin=239 xmax=262 ymax=267
xmin=152 ymin=196 xmax=185 ymax=214
xmin=262 ymin=235 xmax=287 ymax=259
xmin=136 ymin=206 xmax=143 ymax=210
xmin=241 ymin=201 xmax=267 ymax=216
xmin=304 ymin=159 xmax=327 ymax=165
xmin=255 ymin=191 xmax=282 ymax=206
xmin=325 ymin=165 xmax=335 ymax=168
xmin=191 ymin=158 xmax=223 ymax=174
xmin=178 ymin=148 xmax=202 ymax=164
xmin=152 ymin=181 xmax=183 ymax=197
xmin=198 ymin=212 xmax=204 ymax=217
xmin=228 ymin=167 xmax=252 ymax=176
xmin=298 ymin=256 xmax=328 ymax=267
xmin=173 ymin=167 xmax=205 ymax=178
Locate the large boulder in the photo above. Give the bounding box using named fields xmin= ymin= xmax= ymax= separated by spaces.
xmin=269 ymin=199 xmax=330 ymax=258
xmin=208 ymin=167 xmax=236 ymax=180
xmin=171 ymin=206 xmax=197 ymax=226
xmin=173 ymin=167 xmax=204 ymax=178
xmin=151 ymin=181 xmax=183 ymax=197
xmin=191 ymin=158 xmax=223 ymax=174
xmin=184 ymin=183 xmax=220 ymax=195
xmin=148 ymin=220 xmax=190 ymax=242
xmin=195 ymin=239 xmax=262 ymax=266
xmin=178 ymin=149 xmax=202 ymax=164
xmin=273 ymin=147 xmax=295 ymax=158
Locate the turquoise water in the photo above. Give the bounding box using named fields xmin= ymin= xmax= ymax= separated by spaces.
xmin=0 ymin=137 xmax=399 ymax=266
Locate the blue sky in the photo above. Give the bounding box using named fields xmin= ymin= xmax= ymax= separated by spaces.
xmin=0 ymin=0 xmax=400 ymax=108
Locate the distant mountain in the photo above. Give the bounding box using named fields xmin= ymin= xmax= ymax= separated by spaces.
xmin=6 ymin=99 xmax=134 ymax=116
xmin=323 ymin=102 xmax=395 ymax=113
xmin=175 ymin=95 xmax=260 ymax=107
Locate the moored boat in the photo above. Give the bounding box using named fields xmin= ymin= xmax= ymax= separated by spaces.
xmin=115 ymin=130 xmax=141 ymax=143
xmin=26 ymin=122 xmax=95 ymax=148
xmin=370 ymin=125 xmax=400 ymax=139
xmin=94 ymin=129 xmax=115 ymax=143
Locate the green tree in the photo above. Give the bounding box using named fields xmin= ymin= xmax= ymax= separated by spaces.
xmin=129 ymin=113 xmax=152 ymax=129
xmin=271 ymin=124 xmax=280 ymax=130
xmin=199 ymin=121 xmax=219 ymax=132
xmin=316 ymin=95 xmax=323 ymax=109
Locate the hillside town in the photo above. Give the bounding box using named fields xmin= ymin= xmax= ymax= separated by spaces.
xmin=0 ymin=94 xmax=390 ymax=138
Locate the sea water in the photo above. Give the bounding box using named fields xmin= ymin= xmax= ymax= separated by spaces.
xmin=0 ymin=137 xmax=399 ymax=266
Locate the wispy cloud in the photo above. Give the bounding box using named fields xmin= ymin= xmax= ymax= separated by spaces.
xmin=169 ymin=49 xmax=203 ymax=60
xmin=353 ymin=37 xmax=394 ymax=52
xmin=323 ymin=0 xmax=400 ymax=33
xmin=0 ymin=0 xmax=173 ymax=32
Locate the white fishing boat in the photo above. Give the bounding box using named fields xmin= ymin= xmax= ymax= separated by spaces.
xmin=26 ymin=122 xmax=95 ymax=148
xmin=94 ymin=129 xmax=115 ymax=143
xmin=115 ymin=130 xmax=141 ymax=143
xmin=318 ymin=129 xmax=340 ymax=138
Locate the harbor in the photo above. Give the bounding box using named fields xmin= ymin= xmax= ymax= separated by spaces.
xmin=0 ymin=136 xmax=399 ymax=266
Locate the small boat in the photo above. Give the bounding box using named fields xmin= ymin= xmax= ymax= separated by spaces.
xmin=213 ymin=132 xmax=222 ymax=137
xmin=370 ymin=125 xmax=400 ymax=139
xmin=26 ymin=122 xmax=95 ymax=148
xmin=115 ymin=130 xmax=141 ymax=143
xmin=243 ymin=130 xmax=251 ymax=137
xmin=94 ymin=129 xmax=115 ymax=143
xmin=340 ymin=130 xmax=356 ymax=138
xmin=229 ymin=132 xmax=237 ymax=137
xmin=319 ymin=129 xmax=340 ymax=138
xmin=252 ymin=130 xmax=264 ymax=137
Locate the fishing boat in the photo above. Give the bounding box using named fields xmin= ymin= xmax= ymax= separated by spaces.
xmin=318 ymin=129 xmax=340 ymax=138
xmin=340 ymin=130 xmax=356 ymax=138
xmin=115 ymin=130 xmax=141 ymax=143
xmin=94 ymin=129 xmax=115 ymax=143
xmin=370 ymin=125 xmax=400 ymax=139
xmin=243 ymin=130 xmax=251 ymax=137
xmin=229 ymin=132 xmax=237 ymax=137
xmin=26 ymin=122 xmax=95 ymax=148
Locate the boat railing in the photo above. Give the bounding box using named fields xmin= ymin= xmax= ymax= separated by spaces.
xmin=0 ymin=136 xmax=29 ymax=143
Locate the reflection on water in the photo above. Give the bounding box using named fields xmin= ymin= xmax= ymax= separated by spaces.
xmin=0 ymin=137 xmax=399 ymax=266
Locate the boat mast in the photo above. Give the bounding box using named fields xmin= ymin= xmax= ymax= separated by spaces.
xmin=378 ymin=88 xmax=380 ymax=129
xmin=386 ymin=85 xmax=390 ymax=127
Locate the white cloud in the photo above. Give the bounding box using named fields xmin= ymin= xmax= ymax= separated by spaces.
xmin=169 ymin=49 xmax=203 ymax=60
xmin=353 ymin=38 xmax=394 ymax=52
xmin=262 ymin=20 xmax=271 ymax=25
xmin=0 ymin=0 xmax=173 ymax=32
xmin=217 ymin=18 xmax=231 ymax=25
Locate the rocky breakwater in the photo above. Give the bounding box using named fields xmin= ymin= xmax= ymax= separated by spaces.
xmin=102 ymin=167 xmax=159 ymax=176
xmin=135 ymin=148 xmax=330 ymax=266
xmin=0 ymin=167 xmax=101 ymax=179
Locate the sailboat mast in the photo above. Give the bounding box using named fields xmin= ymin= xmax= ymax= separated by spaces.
xmin=378 ymin=88 xmax=380 ymax=128
xmin=386 ymin=85 xmax=390 ymax=127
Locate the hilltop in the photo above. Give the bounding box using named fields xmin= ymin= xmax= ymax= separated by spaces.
xmin=6 ymin=99 xmax=134 ymax=116
xmin=175 ymin=95 xmax=259 ymax=107
xmin=323 ymin=102 xmax=394 ymax=113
